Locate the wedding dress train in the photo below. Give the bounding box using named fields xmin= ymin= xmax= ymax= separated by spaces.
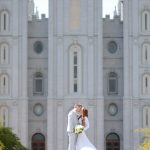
xmin=76 ymin=117 xmax=97 ymax=150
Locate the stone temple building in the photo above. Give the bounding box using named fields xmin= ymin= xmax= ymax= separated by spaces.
xmin=0 ymin=0 xmax=150 ymax=150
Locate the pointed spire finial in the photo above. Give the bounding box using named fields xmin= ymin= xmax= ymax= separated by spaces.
xmin=28 ymin=0 xmax=35 ymax=20
xmin=35 ymin=6 xmax=39 ymax=19
xmin=114 ymin=6 xmax=118 ymax=17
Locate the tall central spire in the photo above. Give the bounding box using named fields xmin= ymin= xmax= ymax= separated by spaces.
xmin=28 ymin=0 xmax=35 ymax=21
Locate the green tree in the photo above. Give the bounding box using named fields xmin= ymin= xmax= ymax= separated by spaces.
xmin=0 ymin=127 xmax=28 ymax=150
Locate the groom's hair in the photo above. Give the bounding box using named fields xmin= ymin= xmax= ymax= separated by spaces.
xmin=74 ymin=103 xmax=82 ymax=108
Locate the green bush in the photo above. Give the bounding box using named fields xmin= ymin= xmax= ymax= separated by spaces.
xmin=0 ymin=127 xmax=28 ymax=150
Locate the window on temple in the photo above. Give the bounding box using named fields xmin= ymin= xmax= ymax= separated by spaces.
xmin=142 ymin=11 xmax=150 ymax=32
xmin=69 ymin=45 xmax=82 ymax=93
xmin=106 ymin=133 xmax=120 ymax=150
xmin=108 ymin=72 xmax=118 ymax=94
xmin=0 ymin=43 xmax=9 ymax=64
xmin=0 ymin=11 xmax=9 ymax=32
xmin=32 ymin=133 xmax=45 ymax=150
xmin=33 ymin=72 xmax=44 ymax=95
xmin=143 ymin=106 xmax=150 ymax=128
xmin=0 ymin=107 xmax=9 ymax=127
xmin=0 ymin=74 xmax=9 ymax=95
xmin=142 ymin=43 xmax=150 ymax=64
xmin=143 ymin=74 xmax=150 ymax=94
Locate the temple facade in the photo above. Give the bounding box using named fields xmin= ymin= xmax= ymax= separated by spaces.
xmin=0 ymin=0 xmax=150 ymax=150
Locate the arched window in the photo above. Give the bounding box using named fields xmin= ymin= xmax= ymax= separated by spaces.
xmin=143 ymin=106 xmax=150 ymax=128
xmin=0 ymin=74 xmax=9 ymax=95
xmin=142 ymin=11 xmax=150 ymax=32
xmin=69 ymin=45 xmax=82 ymax=93
xmin=143 ymin=74 xmax=150 ymax=94
xmin=0 ymin=10 xmax=9 ymax=32
xmin=0 ymin=43 xmax=9 ymax=64
xmin=142 ymin=43 xmax=150 ymax=64
xmin=0 ymin=107 xmax=8 ymax=127
xmin=106 ymin=133 xmax=120 ymax=150
xmin=108 ymin=72 xmax=118 ymax=94
xmin=32 ymin=133 xmax=45 ymax=150
xmin=33 ymin=72 xmax=44 ymax=95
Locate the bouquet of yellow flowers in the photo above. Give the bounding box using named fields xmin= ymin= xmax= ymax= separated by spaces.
xmin=75 ymin=125 xmax=84 ymax=134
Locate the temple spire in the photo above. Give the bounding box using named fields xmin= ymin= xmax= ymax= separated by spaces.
xmin=35 ymin=7 xmax=39 ymax=19
xmin=28 ymin=0 xmax=35 ymax=21
xmin=114 ymin=6 xmax=118 ymax=17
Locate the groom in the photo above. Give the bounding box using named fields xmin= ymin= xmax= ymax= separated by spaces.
xmin=67 ymin=103 xmax=82 ymax=150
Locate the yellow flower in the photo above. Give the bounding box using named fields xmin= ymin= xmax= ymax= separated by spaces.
xmin=135 ymin=128 xmax=150 ymax=150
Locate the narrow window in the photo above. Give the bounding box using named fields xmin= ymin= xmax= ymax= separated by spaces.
xmin=0 ymin=43 xmax=9 ymax=64
xmin=0 ymin=107 xmax=8 ymax=127
xmin=74 ymin=52 xmax=78 ymax=79
xmin=143 ymin=107 xmax=150 ymax=128
xmin=3 ymin=47 xmax=5 ymax=60
xmin=69 ymin=45 xmax=82 ymax=93
xmin=145 ymin=46 xmax=148 ymax=60
xmin=74 ymin=82 xmax=78 ymax=92
xmin=143 ymin=74 xmax=150 ymax=94
xmin=73 ymin=52 xmax=78 ymax=92
xmin=34 ymin=72 xmax=43 ymax=95
xmin=3 ymin=77 xmax=5 ymax=86
xmin=145 ymin=13 xmax=148 ymax=30
xmin=4 ymin=14 xmax=6 ymax=30
xmin=0 ymin=74 xmax=9 ymax=95
xmin=1 ymin=11 xmax=9 ymax=32
xmin=108 ymin=72 xmax=118 ymax=94
xmin=142 ymin=11 xmax=150 ymax=32
xmin=146 ymin=108 xmax=149 ymax=126
xmin=2 ymin=109 xmax=6 ymax=126
xmin=142 ymin=43 xmax=150 ymax=64
xmin=74 ymin=52 xmax=77 ymax=65
xmin=146 ymin=77 xmax=148 ymax=88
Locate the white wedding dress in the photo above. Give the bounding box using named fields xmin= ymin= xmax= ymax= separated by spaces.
xmin=76 ymin=117 xmax=97 ymax=150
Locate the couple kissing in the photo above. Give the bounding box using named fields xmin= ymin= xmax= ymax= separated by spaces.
xmin=67 ymin=103 xmax=97 ymax=150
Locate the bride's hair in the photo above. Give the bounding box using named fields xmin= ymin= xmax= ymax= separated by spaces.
xmin=82 ymin=107 xmax=88 ymax=127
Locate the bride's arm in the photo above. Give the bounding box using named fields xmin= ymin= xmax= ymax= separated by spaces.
xmin=84 ymin=117 xmax=90 ymax=131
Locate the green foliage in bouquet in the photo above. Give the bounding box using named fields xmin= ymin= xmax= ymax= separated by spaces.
xmin=75 ymin=125 xmax=84 ymax=134
xmin=0 ymin=127 xmax=28 ymax=150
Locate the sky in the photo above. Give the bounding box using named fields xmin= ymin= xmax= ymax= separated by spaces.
xmin=34 ymin=0 xmax=119 ymax=18
xmin=103 ymin=0 xmax=119 ymax=18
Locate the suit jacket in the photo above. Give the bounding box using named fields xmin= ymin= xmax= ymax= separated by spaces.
xmin=67 ymin=109 xmax=79 ymax=132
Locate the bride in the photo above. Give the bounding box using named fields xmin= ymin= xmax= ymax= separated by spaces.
xmin=76 ymin=107 xmax=97 ymax=150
